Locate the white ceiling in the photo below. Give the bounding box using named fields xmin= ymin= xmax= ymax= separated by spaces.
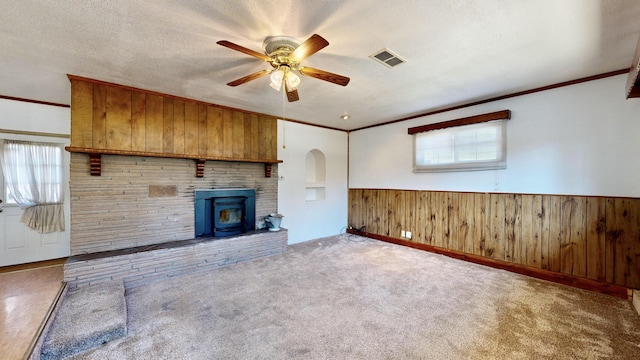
xmin=1 ymin=0 xmax=639 ymax=131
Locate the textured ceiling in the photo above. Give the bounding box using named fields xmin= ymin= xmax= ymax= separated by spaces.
xmin=1 ymin=0 xmax=639 ymax=130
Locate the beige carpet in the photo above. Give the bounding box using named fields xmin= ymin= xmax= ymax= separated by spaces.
xmin=63 ymin=235 xmax=639 ymax=359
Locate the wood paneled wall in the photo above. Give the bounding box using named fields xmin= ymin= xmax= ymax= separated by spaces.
xmin=69 ymin=76 xmax=277 ymax=161
xmin=348 ymin=189 xmax=640 ymax=289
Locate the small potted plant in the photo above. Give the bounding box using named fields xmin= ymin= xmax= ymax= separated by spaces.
xmin=264 ymin=213 xmax=284 ymax=231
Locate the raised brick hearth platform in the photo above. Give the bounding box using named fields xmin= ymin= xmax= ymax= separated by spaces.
xmin=64 ymin=229 xmax=288 ymax=289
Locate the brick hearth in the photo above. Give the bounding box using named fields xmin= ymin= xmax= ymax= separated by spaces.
xmin=64 ymin=229 xmax=288 ymax=289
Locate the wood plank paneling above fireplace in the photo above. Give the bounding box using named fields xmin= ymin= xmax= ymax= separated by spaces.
xmin=67 ymin=75 xmax=281 ymax=177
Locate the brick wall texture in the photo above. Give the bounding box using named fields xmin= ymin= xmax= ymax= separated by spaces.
xmin=70 ymin=153 xmax=278 ymax=255
xmin=64 ymin=229 xmax=288 ymax=289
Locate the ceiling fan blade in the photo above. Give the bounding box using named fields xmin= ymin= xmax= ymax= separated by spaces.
xmin=226 ymin=69 xmax=271 ymax=87
xmin=299 ymin=67 xmax=350 ymax=86
xmin=217 ymin=40 xmax=271 ymax=61
xmin=290 ymin=34 xmax=329 ymax=62
xmin=285 ymin=81 xmax=300 ymax=102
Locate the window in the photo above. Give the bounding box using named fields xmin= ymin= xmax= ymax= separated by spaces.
xmin=410 ymin=110 xmax=510 ymax=173
xmin=0 ymin=140 xmax=65 ymax=233
xmin=2 ymin=141 xmax=64 ymax=205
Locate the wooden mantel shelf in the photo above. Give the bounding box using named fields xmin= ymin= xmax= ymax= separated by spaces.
xmin=65 ymin=146 xmax=282 ymax=178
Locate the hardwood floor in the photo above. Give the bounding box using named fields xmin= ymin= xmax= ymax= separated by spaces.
xmin=0 ymin=259 xmax=65 ymax=360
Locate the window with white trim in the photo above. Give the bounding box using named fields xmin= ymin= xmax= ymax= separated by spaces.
xmin=409 ymin=110 xmax=510 ymax=173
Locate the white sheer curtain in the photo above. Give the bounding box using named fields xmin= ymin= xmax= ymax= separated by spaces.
xmin=0 ymin=140 xmax=65 ymax=233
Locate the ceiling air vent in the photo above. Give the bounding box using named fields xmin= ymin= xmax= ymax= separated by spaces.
xmin=370 ymin=48 xmax=406 ymax=68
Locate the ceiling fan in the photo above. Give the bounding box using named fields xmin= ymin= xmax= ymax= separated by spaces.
xmin=217 ymin=34 xmax=350 ymax=102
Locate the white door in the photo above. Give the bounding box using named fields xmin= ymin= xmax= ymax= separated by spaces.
xmin=0 ymin=136 xmax=70 ymax=267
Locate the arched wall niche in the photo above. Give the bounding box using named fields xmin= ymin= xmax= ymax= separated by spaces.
xmin=305 ymin=149 xmax=326 ymax=201
xmin=306 ymin=149 xmax=326 ymax=183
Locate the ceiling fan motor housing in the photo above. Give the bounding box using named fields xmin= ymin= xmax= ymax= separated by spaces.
xmin=263 ymin=36 xmax=302 ymax=69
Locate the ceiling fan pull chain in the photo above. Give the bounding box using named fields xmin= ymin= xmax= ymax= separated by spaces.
xmin=282 ymin=88 xmax=286 ymax=149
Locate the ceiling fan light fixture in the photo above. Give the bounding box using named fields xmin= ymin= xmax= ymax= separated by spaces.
xmin=270 ymin=67 xmax=300 ymax=92
xmin=284 ymin=70 xmax=300 ymax=90
xmin=270 ymin=68 xmax=284 ymax=91
xmin=269 ymin=80 xmax=281 ymax=91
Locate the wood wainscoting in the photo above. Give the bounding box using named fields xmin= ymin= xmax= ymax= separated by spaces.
xmin=348 ymin=189 xmax=640 ymax=295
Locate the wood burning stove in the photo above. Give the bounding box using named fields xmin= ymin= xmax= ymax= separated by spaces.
xmin=213 ymin=196 xmax=245 ymax=237
xmin=195 ymin=189 xmax=256 ymax=238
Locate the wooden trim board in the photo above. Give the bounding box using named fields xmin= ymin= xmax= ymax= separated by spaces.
xmin=0 ymin=94 xmax=70 ymax=108
xmin=407 ymin=110 xmax=511 ymax=134
xmin=349 ymin=229 xmax=629 ymax=299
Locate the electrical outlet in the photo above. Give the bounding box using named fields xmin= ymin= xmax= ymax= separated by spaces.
xmin=401 ymin=230 xmax=406 ymax=237
xmin=406 ymin=231 xmax=412 ymax=239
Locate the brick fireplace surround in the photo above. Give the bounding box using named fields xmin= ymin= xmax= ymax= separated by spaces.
xmin=64 ymin=154 xmax=286 ymax=289
xmin=64 ymin=229 xmax=288 ymax=289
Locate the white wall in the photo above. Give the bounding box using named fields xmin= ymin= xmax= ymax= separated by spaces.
xmin=0 ymin=98 xmax=70 ymax=134
xmin=350 ymin=74 xmax=640 ymax=198
xmin=277 ymin=120 xmax=348 ymax=244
